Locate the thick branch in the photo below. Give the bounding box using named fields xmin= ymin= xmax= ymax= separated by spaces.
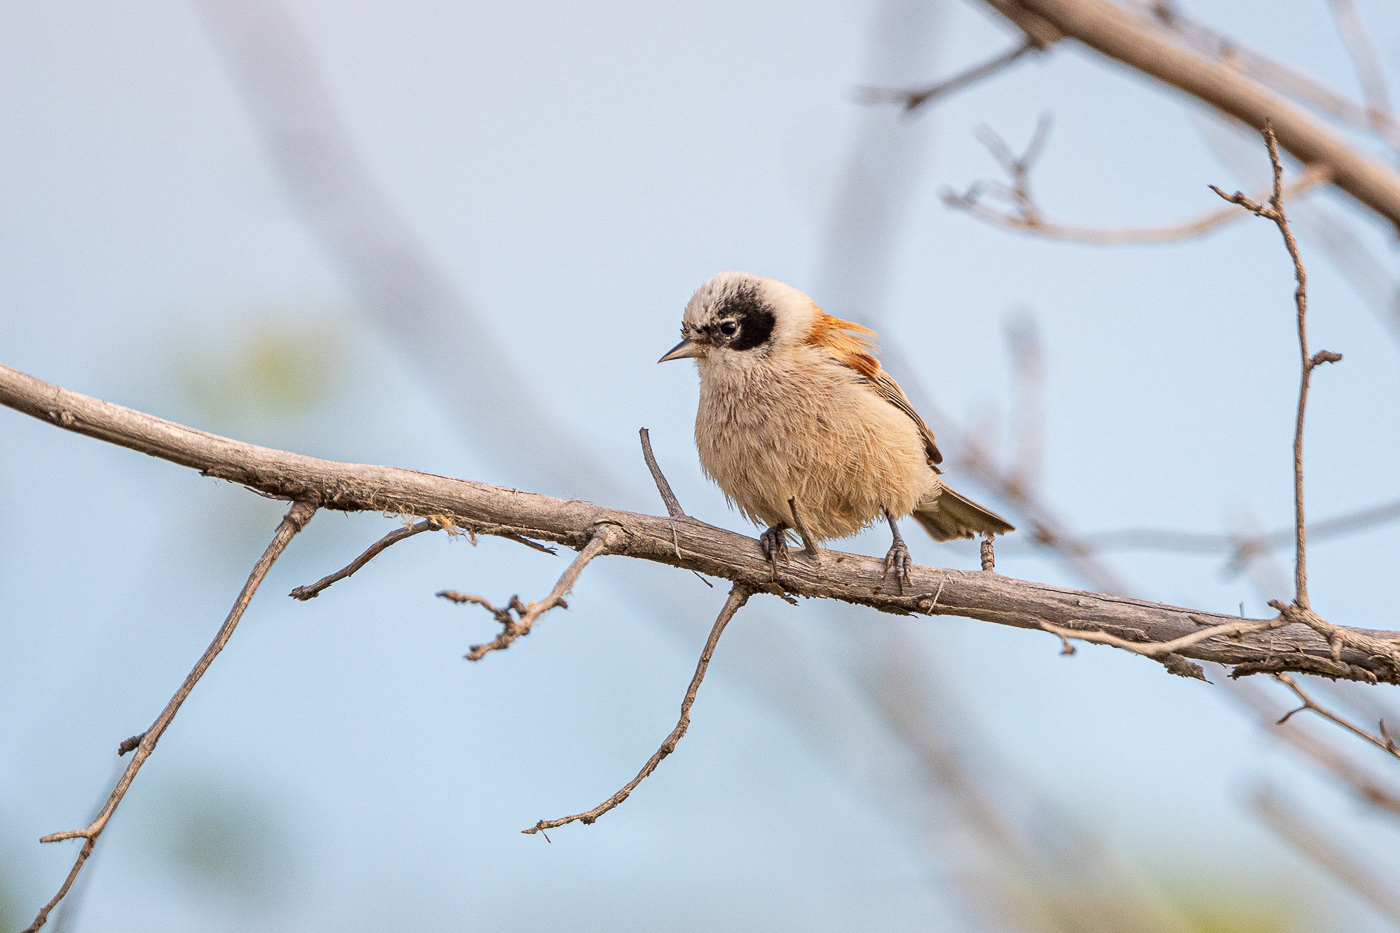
xmin=980 ymin=0 xmax=1400 ymax=232
xmin=4 ymin=362 xmax=1400 ymax=683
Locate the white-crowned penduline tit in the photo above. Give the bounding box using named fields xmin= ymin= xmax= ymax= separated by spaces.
xmin=660 ymin=271 xmax=1014 ymax=587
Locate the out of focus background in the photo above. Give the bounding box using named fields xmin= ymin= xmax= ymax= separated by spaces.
xmin=5 ymin=1 xmax=1400 ymax=930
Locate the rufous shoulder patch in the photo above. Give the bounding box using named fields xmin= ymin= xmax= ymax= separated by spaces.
xmin=805 ymin=308 xmax=880 ymax=373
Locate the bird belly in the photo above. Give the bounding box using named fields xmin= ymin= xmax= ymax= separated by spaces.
xmin=695 ymin=364 xmax=932 ymax=541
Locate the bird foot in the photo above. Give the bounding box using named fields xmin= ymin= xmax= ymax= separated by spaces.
xmin=883 ymin=539 xmax=912 ymax=593
xmin=760 ymin=524 xmax=791 ymax=578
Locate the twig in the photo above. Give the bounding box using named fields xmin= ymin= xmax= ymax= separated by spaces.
xmin=639 ymin=428 xmax=685 ymax=519
xmin=947 ymin=118 xmax=1330 ymax=243
xmin=1211 ymin=125 xmax=1367 ymax=670
xmin=1222 ymin=673 xmax=1400 ymax=821
xmin=524 ymin=583 xmax=752 ymax=835
xmin=1274 ymin=673 xmax=1400 ymax=763
xmin=22 ymin=500 xmax=316 ymax=933
xmin=441 ymin=525 xmax=620 ymax=660
xmin=1252 ymin=787 xmax=1400 ymax=925
xmin=860 ymin=40 xmax=1039 ymax=113
xmin=1326 ymin=0 xmax=1394 ymax=140
xmin=1040 ymin=614 xmax=1291 ymax=658
xmin=290 ymin=518 xmax=437 ymax=600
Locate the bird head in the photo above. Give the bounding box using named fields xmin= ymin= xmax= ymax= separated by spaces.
xmin=658 ymin=271 xmax=819 ymax=367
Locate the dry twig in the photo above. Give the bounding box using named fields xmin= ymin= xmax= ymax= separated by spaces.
xmin=1221 ymin=673 xmax=1400 ymax=821
xmin=1327 ymin=0 xmax=1394 ymax=139
xmin=1275 ymin=672 xmax=1400 ymax=763
xmin=440 ymin=525 xmax=620 ymax=660
xmin=524 ymin=583 xmax=753 ymax=835
xmin=290 ymin=518 xmax=438 ymax=600
xmin=639 ymin=427 xmax=685 ymax=519
xmin=21 ymin=500 xmax=316 ymax=933
xmin=944 ymin=118 xmax=1330 ymax=244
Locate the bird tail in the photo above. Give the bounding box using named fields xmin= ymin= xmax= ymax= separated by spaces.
xmin=911 ymin=484 xmax=1015 ymax=542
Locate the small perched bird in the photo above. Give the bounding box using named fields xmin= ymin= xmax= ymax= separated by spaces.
xmin=660 ymin=271 xmax=1013 ymax=584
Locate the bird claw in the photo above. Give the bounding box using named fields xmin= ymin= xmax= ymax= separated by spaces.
xmin=760 ymin=525 xmax=791 ymax=577
xmin=883 ymin=540 xmax=912 ymax=592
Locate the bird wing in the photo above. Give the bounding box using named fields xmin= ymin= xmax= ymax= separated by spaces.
xmin=865 ymin=366 xmax=944 ymax=468
xmin=806 ymin=311 xmax=944 ymax=468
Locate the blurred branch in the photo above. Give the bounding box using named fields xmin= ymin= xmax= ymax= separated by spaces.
xmin=192 ymin=0 xmax=616 ymax=498
xmin=21 ymin=500 xmax=316 ymax=933
xmin=860 ymin=39 xmax=1041 ymax=112
xmin=976 ymin=0 xmax=1400 ymax=231
xmin=1065 ymin=496 xmax=1400 ymax=562
xmin=943 ymin=117 xmax=1331 ymax=243
xmin=524 ymin=583 xmax=752 ymax=836
xmin=1327 ymin=0 xmax=1395 ymax=138
xmin=1252 ymin=787 xmax=1400 ymax=925
xmin=1129 ymin=0 xmax=1400 ymax=153
xmin=7 ymin=363 xmax=1400 ymax=685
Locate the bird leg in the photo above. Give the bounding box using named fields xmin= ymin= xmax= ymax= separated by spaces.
xmin=759 ymin=523 xmax=791 ymax=577
xmin=882 ymin=509 xmax=912 ymax=591
xmin=787 ymin=497 xmax=820 ymax=559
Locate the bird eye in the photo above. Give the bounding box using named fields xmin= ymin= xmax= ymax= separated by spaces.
xmin=719 ymin=320 xmax=738 ymax=336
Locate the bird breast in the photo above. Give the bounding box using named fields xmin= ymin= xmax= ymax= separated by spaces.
xmin=694 ymin=351 xmax=935 ymax=540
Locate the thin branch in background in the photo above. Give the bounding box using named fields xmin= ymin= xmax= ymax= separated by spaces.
xmin=1252 ymin=787 xmax=1400 ymax=926
xmin=1328 ymin=0 xmax=1394 ymax=137
xmin=22 ymin=500 xmax=317 ymax=933
xmin=1275 ymin=672 xmax=1400 ymax=763
xmin=440 ymin=525 xmax=620 ymax=660
xmin=945 ymin=115 xmax=1331 ymax=243
xmin=859 ymin=39 xmax=1039 ymax=113
xmin=1073 ymin=496 xmax=1400 ymax=558
xmin=524 ymin=583 xmax=753 ymax=835
xmin=290 ymin=518 xmax=438 ymax=600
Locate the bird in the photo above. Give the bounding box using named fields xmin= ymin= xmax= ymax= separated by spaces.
xmin=659 ymin=270 xmax=1013 ymax=586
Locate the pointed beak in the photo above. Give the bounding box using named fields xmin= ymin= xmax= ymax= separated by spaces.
xmin=658 ymin=338 xmax=704 ymax=363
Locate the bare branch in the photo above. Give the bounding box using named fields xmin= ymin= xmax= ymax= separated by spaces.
xmin=978 ymin=0 xmax=1400 ymax=231
xmin=947 ymin=140 xmax=1330 ymax=244
xmin=1253 ymin=787 xmax=1400 ymax=925
xmin=860 ymin=40 xmax=1040 ymax=113
xmin=4 ymin=362 xmax=1400 ymax=682
xmin=524 ymin=583 xmax=752 ymax=835
xmin=290 ymin=518 xmax=438 ymax=600
xmin=441 ymin=525 xmax=620 ymax=660
xmin=22 ymin=500 xmax=316 ymax=933
xmin=1130 ymin=1 xmax=1400 ymax=151
xmin=1274 ymin=673 xmax=1400 ymax=763
xmin=639 ymin=428 xmax=685 ymax=519
xmin=1223 ymin=674 xmax=1400 ymax=821
xmin=1326 ymin=0 xmax=1394 ymax=139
